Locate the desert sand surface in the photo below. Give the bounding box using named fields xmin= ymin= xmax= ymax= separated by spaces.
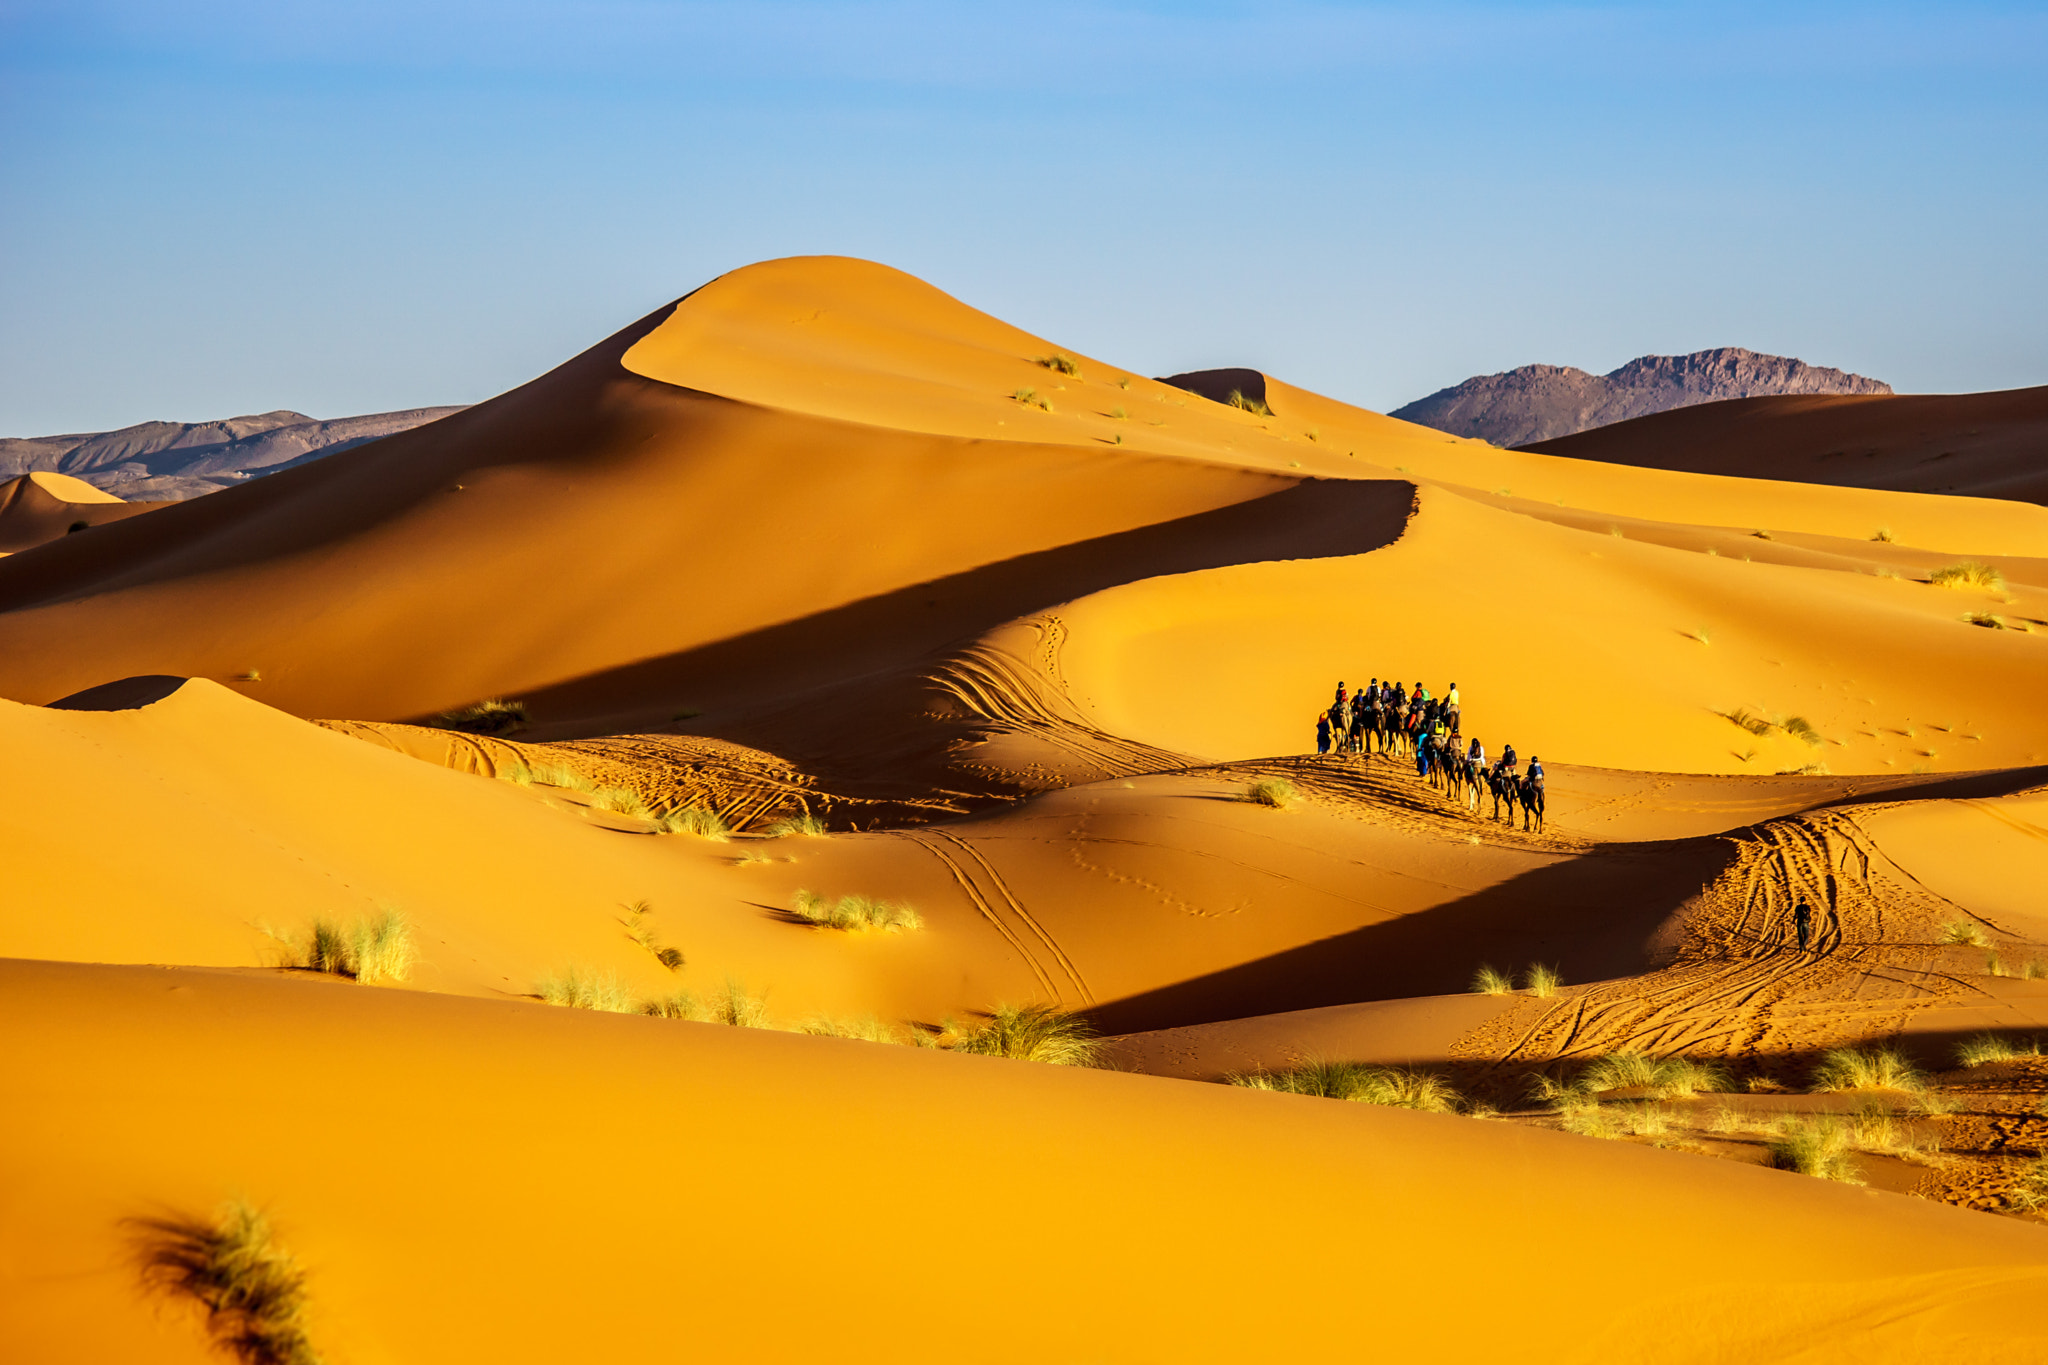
xmin=0 ymin=470 xmax=169 ymax=555
xmin=3 ymin=255 xmax=2047 ymax=1361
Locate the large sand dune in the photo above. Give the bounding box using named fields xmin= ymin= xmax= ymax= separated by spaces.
xmin=4 ymin=255 xmax=2047 ymax=1360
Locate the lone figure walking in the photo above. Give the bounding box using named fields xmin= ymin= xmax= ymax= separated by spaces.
xmin=1793 ymin=899 xmax=1813 ymax=951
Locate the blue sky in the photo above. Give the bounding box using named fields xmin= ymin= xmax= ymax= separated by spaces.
xmin=3 ymin=1 xmax=2045 ymax=433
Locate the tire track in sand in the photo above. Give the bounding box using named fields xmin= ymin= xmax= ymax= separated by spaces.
xmin=899 ymin=831 xmax=1076 ymax=1005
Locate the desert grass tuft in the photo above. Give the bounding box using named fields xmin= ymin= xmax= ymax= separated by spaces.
xmin=1781 ymin=715 xmax=1821 ymax=746
xmin=1225 ymin=389 xmax=1273 ymax=417
xmin=433 ymin=697 xmax=527 ymax=736
xmin=1939 ymin=918 xmax=1990 ymax=947
xmin=589 ymin=787 xmax=654 ymax=819
xmin=1768 ymin=1116 xmax=1865 ymax=1183
xmin=1965 ymin=611 xmax=2007 ymax=629
xmin=789 ymin=890 xmax=923 ymax=932
xmin=292 ymin=911 xmax=415 ymax=984
xmin=1956 ymin=1033 xmax=2044 ymax=1067
xmin=535 ymin=967 xmax=636 ymax=1014
xmin=639 ymin=990 xmax=703 ymax=1021
xmin=657 ymin=805 xmax=731 ymax=841
xmin=622 ymin=901 xmax=685 ymax=972
xmin=1723 ymin=707 xmax=1776 ymax=737
xmin=1036 ymin=353 xmax=1081 ymax=377
xmin=1809 ymin=1045 xmax=1926 ymax=1093
xmin=1872 ymin=527 xmax=1894 ymax=542
xmin=765 ymin=813 xmax=829 ymax=838
xmin=799 ymin=1016 xmax=905 ymax=1045
xmin=1244 ymin=777 xmax=1299 ymax=809
xmin=1471 ymin=964 xmax=1514 ymax=995
xmin=504 ymin=760 xmax=597 ymax=793
xmin=130 ymin=1200 xmax=322 ymax=1365
xmin=1523 ymin=963 xmax=1563 ymax=997
xmin=1231 ymin=1059 xmax=1459 ymax=1113
xmin=1579 ymin=1052 xmax=1729 ymax=1099
xmin=2005 ymin=1155 xmax=2048 ymax=1211
xmin=954 ymin=1004 xmax=1101 ymax=1065
xmin=708 ymin=978 xmax=773 ymax=1028
xmin=1929 ymin=560 xmax=2004 ymax=591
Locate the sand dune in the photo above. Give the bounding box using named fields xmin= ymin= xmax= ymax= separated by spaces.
xmin=7 ymin=959 xmax=2048 ymax=1365
xmin=5 ymin=255 xmax=2048 ymax=1359
xmin=0 ymin=471 xmax=166 ymax=554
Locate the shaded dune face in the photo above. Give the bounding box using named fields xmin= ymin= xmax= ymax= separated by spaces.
xmin=6 ymin=255 xmax=2048 ymax=1363
xmin=0 ymin=470 xmax=167 ymax=554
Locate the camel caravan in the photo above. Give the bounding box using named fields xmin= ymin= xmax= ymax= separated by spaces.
xmin=1315 ymin=680 xmax=1546 ymax=832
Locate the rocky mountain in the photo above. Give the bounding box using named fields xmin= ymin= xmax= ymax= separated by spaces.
xmin=0 ymin=406 xmax=467 ymax=501
xmin=1390 ymin=348 xmax=1891 ymax=448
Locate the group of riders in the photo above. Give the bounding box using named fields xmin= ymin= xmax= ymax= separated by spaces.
xmin=1314 ymin=679 xmax=1547 ymax=832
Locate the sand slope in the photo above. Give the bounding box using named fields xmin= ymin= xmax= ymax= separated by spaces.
xmin=6 ymin=959 xmax=2047 ymax=1365
xmin=0 ymin=471 xmax=166 ymax=555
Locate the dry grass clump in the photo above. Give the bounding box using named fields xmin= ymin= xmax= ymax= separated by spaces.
xmin=536 ymin=967 xmax=636 ymax=1014
xmin=1225 ymin=389 xmax=1273 ymax=417
xmin=1809 ymin=1046 xmax=1926 ymax=1093
xmin=1781 ymin=716 xmax=1821 ymax=746
xmin=622 ymin=901 xmax=685 ymax=972
xmin=589 ymin=786 xmax=654 ymax=819
xmin=1580 ymin=1052 xmax=1729 ymax=1099
xmin=1523 ymin=963 xmax=1562 ymax=997
xmin=2005 ymin=1155 xmax=2048 ymax=1211
xmin=1872 ymin=526 xmax=1894 ymax=542
xmin=433 ymin=697 xmax=527 ymax=735
xmin=1768 ymin=1116 xmax=1864 ymax=1183
xmin=292 ymin=911 xmax=416 ymax=984
xmin=1956 ymin=1033 xmax=2045 ymax=1067
xmin=1231 ymin=1060 xmax=1460 ymax=1113
xmin=766 ymin=813 xmax=829 ymax=838
xmin=1930 ymin=560 xmax=2005 ymax=591
xmin=1470 ymin=964 xmax=1514 ymax=995
xmin=639 ymin=991 xmax=702 ymax=1021
xmin=503 ymin=760 xmax=596 ymax=792
xmin=799 ymin=1016 xmax=905 ymax=1044
xmin=954 ymin=1004 xmax=1101 ymax=1065
xmin=657 ymin=805 xmax=731 ymax=840
xmin=708 ymin=978 xmax=773 ymax=1028
xmin=1965 ymin=611 xmax=2007 ymax=629
xmin=789 ymin=890 xmax=923 ymax=932
xmin=1939 ymin=918 xmax=1991 ymax=947
xmin=1035 ymin=352 xmax=1081 ymax=376
xmin=1244 ymin=777 xmax=1300 ymax=809
xmin=130 ymin=1200 xmax=322 ymax=1365
xmin=1723 ymin=707 xmax=1776 ymax=736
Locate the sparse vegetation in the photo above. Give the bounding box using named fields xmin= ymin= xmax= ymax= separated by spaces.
xmin=799 ymin=1016 xmax=905 ymax=1044
xmin=1752 ymin=528 xmax=1773 ymax=540
xmin=954 ymin=1004 xmax=1101 ymax=1065
xmin=657 ymin=805 xmax=731 ymax=840
xmin=130 ymin=1200 xmax=322 ymax=1365
xmin=503 ymin=760 xmax=597 ymax=792
xmin=1108 ymin=406 xmax=1128 ymax=420
xmin=1471 ymin=965 xmax=1514 ymax=995
xmin=766 ymin=813 xmax=829 ymax=838
xmin=1930 ymin=561 xmax=2004 ymax=591
xmin=1245 ymin=778 xmax=1300 ymax=809
xmin=1768 ymin=1116 xmax=1864 ymax=1183
xmin=2006 ymin=1156 xmax=2048 ymax=1211
xmin=1012 ymin=386 xmax=1054 ymax=411
xmin=1956 ymin=1033 xmax=2044 ymax=1067
xmin=1872 ymin=527 xmax=1894 ymax=542
xmin=1523 ymin=963 xmax=1562 ymax=997
xmin=433 ymin=697 xmax=528 ymax=736
xmin=1781 ymin=716 xmax=1821 ymax=746
xmin=639 ymin=991 xmax=702 ymax=1020
xmin=1231 ymin=1060 xmax=1459 ymax=1113
xmin=590 ymin=787 xmax=654 ymax=819
xmin=536 ymin=967 xmax=636 ymax=1013
xmin=291 ymin=911 xmax=416 ymax=984
xmin=789 ymin=890 xmax=923 ymax=932
xmin=708 ymin=978 xmax=773 ymax=1028
xmin=1579 ymin=1052 xmax=1729 ymax=1099
xmin=1723 ymin=707 xmax=1776 ymax=737
xmin=1036 ymin=353 xmax=1081 ymax=377
xmin=1810 ymin=1046 xmax=1926 ymax=1094
xmin=622 ymin=901 xmax=685 ymax=972
xmin=1940 ymin=918 xmax=1991 ymax=947
xmin=1965 ymin=611 xmax=2006 ymax=629
xmin=1225 ymin=389 xmax=1273 ymax=417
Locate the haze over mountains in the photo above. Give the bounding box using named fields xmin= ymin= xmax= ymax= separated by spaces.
xmin=1392 ymin=348 xmax=1892 ymax=447
xmin=0 ymin=405 xmax=466 ymax=501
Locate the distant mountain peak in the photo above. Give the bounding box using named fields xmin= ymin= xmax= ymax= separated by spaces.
xmin=1391 ymin=347 xmax=1891 ymax=447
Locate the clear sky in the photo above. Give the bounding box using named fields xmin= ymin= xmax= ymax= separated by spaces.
xmin=4 ymin=1 xmax=2045 ymax=434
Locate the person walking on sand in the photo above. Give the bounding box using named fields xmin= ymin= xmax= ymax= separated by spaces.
xmin=1316 ymin=712 xmax=1332 ymax=755
xmin=1793 ymin=899 xmax=1813 ymax=951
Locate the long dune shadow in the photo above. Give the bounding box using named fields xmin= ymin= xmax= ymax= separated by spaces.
xmin=1083 ymin=835 xmax=1735 ymax=1037
xmin=511 ymin=476 xmax=1416 ymax=732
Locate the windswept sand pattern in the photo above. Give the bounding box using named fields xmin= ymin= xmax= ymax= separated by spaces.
xmin=927 ymin=617 xmax=1193 ymax=784
xmin=1460 ymin=808 xmax=1988 ymax=1066
xmin=898 ymin=828 xmax=1092 ymax=1006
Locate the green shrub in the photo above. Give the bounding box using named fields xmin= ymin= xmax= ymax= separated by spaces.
xmin=789 ymin=890 xmax=923 ymax=932
xmin=536 ymin=968 xmax=636 ymax=1014
xmin=1036 ymin=353 xmax=1081 ymax=377
xmin=1810 ymin=1046 xmax=1925 ymax=1093
xmin=1245 ymin=778 xmax=1299 ymax=809
xmin=129 ymin=1200 xmax=322 ymax=1365
xmin=954 ymin=1004 xmax=1100 ymax=1065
